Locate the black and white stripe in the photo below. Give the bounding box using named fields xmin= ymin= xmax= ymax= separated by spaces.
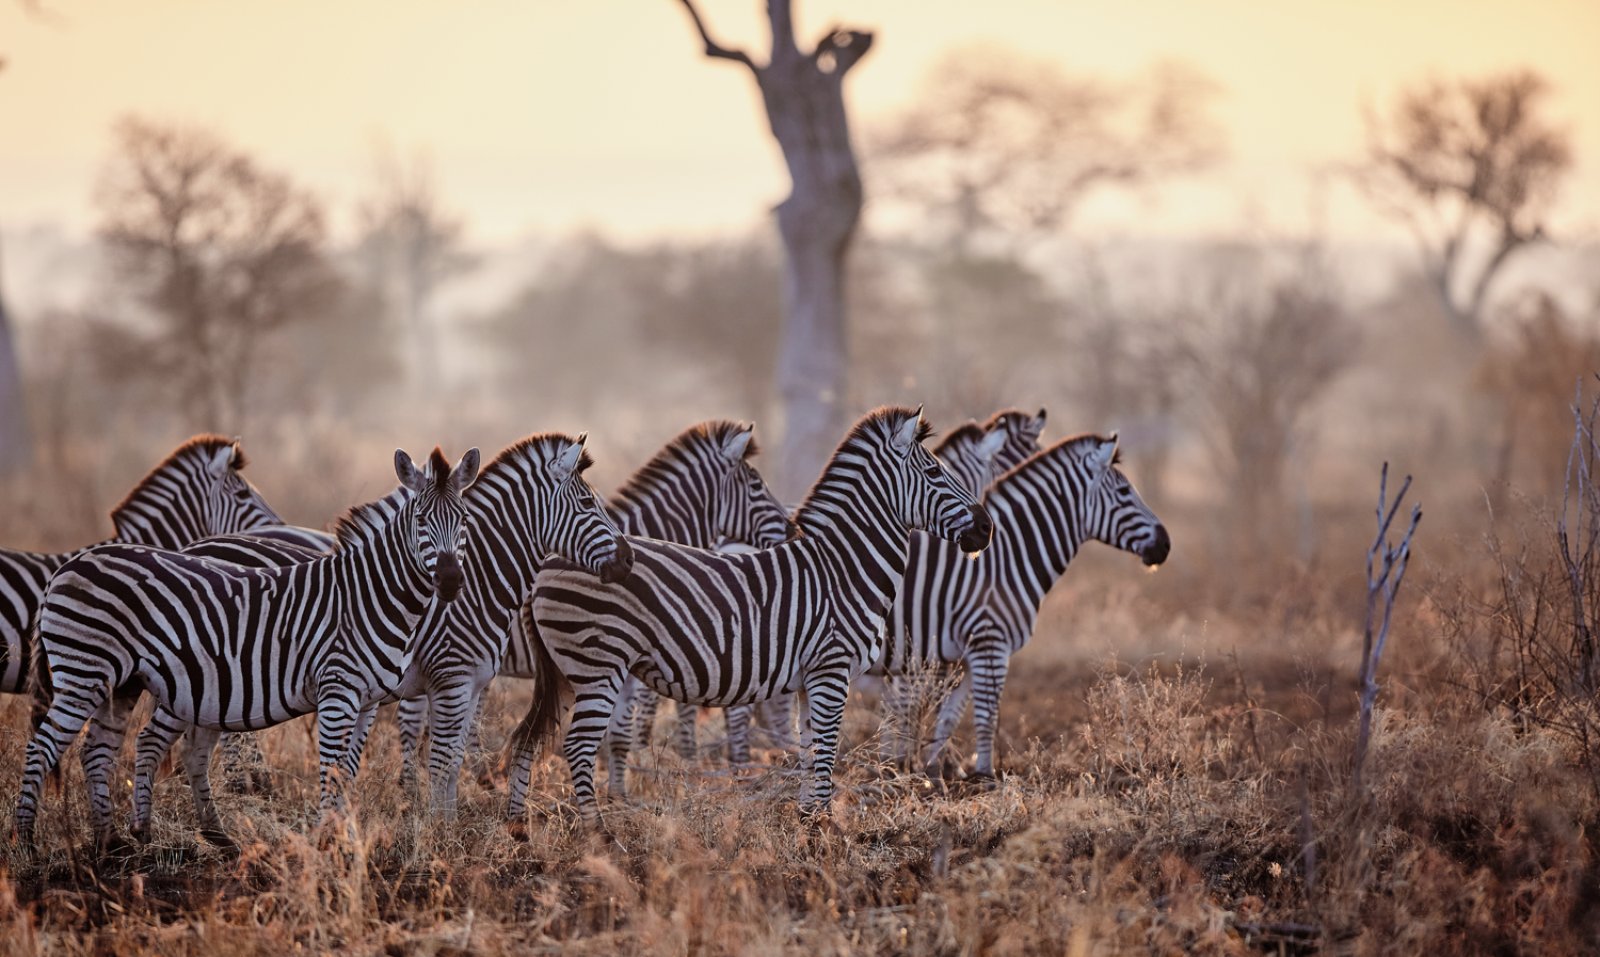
xmin=0 ymin=436 xmax=293 ymax=703
xmin=14 ymin=447 xmax=482 ymax=851
xmin=387 ymin=421 xmax=787 ymax=813
xmin=873 ymin=433 xmax=1170 ymax=776
xmin=506 ymin=406 xmax=994 ymax=823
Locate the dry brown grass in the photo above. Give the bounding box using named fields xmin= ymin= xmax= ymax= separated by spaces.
xmin=0 ymin=549 xmax=1596 ymax=957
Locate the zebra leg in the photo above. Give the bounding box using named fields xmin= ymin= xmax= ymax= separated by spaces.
xmin=798 ymin=666 xmax=851 ymax=818
xmin=314 ymin=683 xmax=363 ymax=818
xmin=725 ymin=704 xmax=754 ymax=767
xmin=396 ymin=695 xmax=428 ymax=790
xmin=878 ymin=675 xmax=917 ymax=767
xmin=132 ymin=706 xmax=189 ymax=842
xmin=80 ymin=688 xmax=138 ymax=851
xmin=922 ymin=669 xmax=972 ymax=775
xmin=15 ymin=680 xmax=107 ymax=851
xmin=758 ymin=694 xmax=797 ymax=752
xmin=338 ymin=704 xmax=379 ymax=782
xmin=626 ymin=683 xmax=658 ymax=749
xmin=604 ymin=696 xmax=633 ymax=800
xmin=182 ymin=726 xmax=235 ymax=850
xmin=968 ymin=643 xmax=1012 ymax=778
xmin=564 ymin=675 xmax=628 ymax=825
xmin=672 ymin=701 xmax=699 ymax=758
xmin=217 ymin=731 xmax=273 ymax=796
xmin=425 ymin=683 xmax=481 ymax=817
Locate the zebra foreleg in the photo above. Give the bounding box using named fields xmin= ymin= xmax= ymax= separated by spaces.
xmin=671 ymin=701 xmax=699 ymax=758
xmin=757 ymin=694 xmax=797 ymax=752
xmin=967 ymin=642 xmax=1011 ymax=779
xmin=80 ymin=688 xmax=139 ymax=852
xmin=798 ymin=666 xmax=851 ymax=819
xmin=396 ymin=695 xmax=428 ymax=788
xmin=424 ymin=683 xmax=481 ymax=817
xmin=922 ymin=669 xmax=972 ymax=776
xmin=725 ymin=703 xmax=754 ymax=767
xmin=563 ymin=674 xmax=627 ymax=826
xmin=313 ymin=683 xmax=364 ymax=818
xmin=131 ymin=706 xmax=190 ymax=842
xmin=338 ymin=704 xmax=378 ymax=782
xmin=15 ymin=680 xmax=107 ymax=851
xmin=878 ymin=675 xmax=917 ymax=768
xmin=603 ymin=695 xmax=633 ymax=799
xmin=217 ymin=731 xmax=274 ymax=796
xmin=182 ymin=726 xmax=235 ymax=850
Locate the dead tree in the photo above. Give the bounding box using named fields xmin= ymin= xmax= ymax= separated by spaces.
xmin=676 ymin=0 xmax=872 ymax=497
xmin=1353 ymin=462 xmax=1423 ymax=795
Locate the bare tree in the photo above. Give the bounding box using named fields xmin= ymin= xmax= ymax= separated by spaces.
xmin=872 ymin=47 xmax=1220 ymax=256
xmin=1358 ymin=71 xmax=1571 ymax=341
xmin=676 ymin=0 xmax=873 ymax=498
xmin=95 ymin=117 xmax=337 ymax=429
xmin=356 ymin=146 xmax=473 ymax=386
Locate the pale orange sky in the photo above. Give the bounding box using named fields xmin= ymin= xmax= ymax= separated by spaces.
xmin=2 ymin=0 xmax=1598 ymax=244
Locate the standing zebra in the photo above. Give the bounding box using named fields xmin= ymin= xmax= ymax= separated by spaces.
xmin=0 ymin=436 xmax=303 ymax=708
xmin=385 ymin=420 xmax=793 ymax=810
xmin=873 ymin=433 xmax=1170 ymax=777
xmin=125 ymin=433 xmax=637 ymax=826
xmin=712 ymin=406 xmax=1048 ymax=763
xmin=14 ymin=447 xmax=495 ymax=852
xmin=507 ymin=406 xmax=993 ymax=824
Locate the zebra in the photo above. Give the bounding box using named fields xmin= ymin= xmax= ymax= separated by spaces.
xmin=872 ymin=433 xmax=1170 ymax=778
xmin=13 ymin=447 xmax=496 ymax=852
xmin=506 ymin=405 xmax=994 ymax=825
xmin=0 ymin=435 xmax=309 ymax=710
xmin=711 ymin=406 xmax=1049 ymax=763
xmin=121 ymin=433 xmax=636 ymax=830
xmin=384 ymin=420 xmax=794 ymax=810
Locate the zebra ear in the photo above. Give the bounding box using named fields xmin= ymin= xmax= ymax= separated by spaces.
xmin=976 ymin=428 xmax=1007 ymax=463
xmin=451 ymin=448 xmax=481 ymax=493
xmin=721 ymin=424 xmax=754 ymax=463
xmin=553 ymin=436 xmax=585 ymax=480
xmin=207 ymin=442 xmax=237 ymax=480
xmin=1031 ymin=409 xmax=1048 ymax=436
xmin=395 ymin=449 xmax=426 ymax=493
xmin=1088 ymin=436 xmax=1118 ymax=474
xmin=892 ymin=407 xmax=924 ymax=454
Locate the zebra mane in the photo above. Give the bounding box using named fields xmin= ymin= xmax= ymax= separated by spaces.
xmin=110 ymin=434 xmax=240 ymax=531
xmin=331 ymin=485 xmax=413 ymax=551
xmin=932 ymin=422 xmax=985 ymax=456
xmin=479 ymin=432 xmax=593 ymax=485
xmin=984 ymin=408 xmax=1034 ymax=432
xmin=987 ymin=433 xmax=1120 ymax=501
xmin=611 ymin=420 xmax=758 ymax=506
xmin=794 ymin=406 xmax=930 ymax=531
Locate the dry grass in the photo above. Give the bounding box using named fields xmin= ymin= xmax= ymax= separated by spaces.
xmin=1 ymin=555 xmax=1597 ymax=957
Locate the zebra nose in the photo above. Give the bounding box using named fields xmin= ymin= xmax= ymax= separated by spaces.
xmin=1143 ymin=525 xmax=1172 ymax=566
xmin=599 ymin=537 xmax=634 ymax=584
xmin=435 ymin=554 xmax=465 ymax=601
xmin=958 ymin=504 xmax=994 ymax=554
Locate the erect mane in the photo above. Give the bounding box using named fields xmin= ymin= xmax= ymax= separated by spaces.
xmin=987 ymin=432 xmax=1120 ymax=502
xmin=793 ymin=405 xmax=930 ymax=530
xmin=110 ymin=434 xmax=239 ymax=527
xmin=611 ymin=420 xmax=758 ymax=505
xmin=478 ymin=432 xmax=592 ymax=487
xmin=932 ymin=422 xmax=985 ymax=456
xmin=984 ymin=408 xmax=1033 ymax=432
xmin=331 ymin=485 xmax=413 ymax=550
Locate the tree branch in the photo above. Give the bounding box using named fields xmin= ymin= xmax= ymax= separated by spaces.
xmin=812 ymin=27 xmax=874 ymax=76
xmin=767 ymin=0 xmax=798 ymax=62
xmin=677 ymin=0 xmax=758 ymax=71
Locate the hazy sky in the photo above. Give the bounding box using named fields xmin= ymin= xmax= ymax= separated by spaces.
xmin=3 ymin=0 xmax=1598 ymax=245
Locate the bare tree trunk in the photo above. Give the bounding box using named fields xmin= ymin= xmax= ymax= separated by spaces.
xmin=0 ymin=240 xmax=31 ymax=474
xmin=678 ymin=0 xmax=872 ymax=498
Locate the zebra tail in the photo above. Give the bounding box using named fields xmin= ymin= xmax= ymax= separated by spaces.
xmin=508 ymin=600 xmax=567 ymax=760
xmin=26 ymin=620 xmax=54 ymax=733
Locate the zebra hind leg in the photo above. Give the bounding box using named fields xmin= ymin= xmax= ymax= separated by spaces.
xmin=182 ymin=726 xmax=236 ymax=851
xmin=563 ymin=675 xmax=628 ymax=828
xmin=921 ymin=669 xmax=972 ymax=778
xmin=217 ymin=731 xmax=274 ymax=796
xmin=14 ymin=680 xmax=109 ymax=852
xmin=798 ymin=667 xmax=851 ymax=820
xmin=967 ymin=643 xmax=1011 ymax=780
xmin=131 ymin=706 xmax=190 ymax=842
xmin=80 ymin=687 xmax=140 ymax=854
xmin=724 ymin=704 xmax=754 ymax=767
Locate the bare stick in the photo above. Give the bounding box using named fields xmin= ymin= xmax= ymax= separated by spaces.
xmin=676 ymin=0 xmax=759 ymax=71
xmin=1353 ymin=461 xmax=1423 ymax=795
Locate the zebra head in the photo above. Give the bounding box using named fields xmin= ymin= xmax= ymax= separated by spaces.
xmin=395 ymin=447 xmax=480 ymax=602
xmin=541 ymin=434 xmax=635 ymax=584
xmin=202 ymin=438 xmax=286 ymax=534
xmin=711 ymin=422 xmax=796 ymax=548
xmin=892 ymin=407 xmax=994 ymax=554
xmin=1080 ymin=434 xmax=1170 ymax=567
xmin=984 ymin=407 xmax=1048 ymax=473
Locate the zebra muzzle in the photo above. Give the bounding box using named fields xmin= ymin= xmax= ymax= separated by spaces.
xmin=957 ymin=505 xmax=994 ymax=554
xmin=598 ymin=537 xmax=635 ymax=584
xmin=1142 ymin=525 xmax=1172 ymax=567
xmin=434 ymin=555 xmax=465 ymax=601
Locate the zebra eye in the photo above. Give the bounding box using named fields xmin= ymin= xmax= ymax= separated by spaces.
xmin=578 ymin=494 xmax=596 ymax=508
xmin=923 ymin=465 xmax=941 ymax=478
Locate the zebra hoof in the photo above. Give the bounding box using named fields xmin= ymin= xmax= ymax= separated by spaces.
xmin=95 ymin=831 xmax=138 ymax=860
xmin=130 ymin=825 xmax=151 ymax=846
xmin=965 ymin=770 xmax=1000 ymax=790
xmin=200 ymin=826 xmax=239 ymax=853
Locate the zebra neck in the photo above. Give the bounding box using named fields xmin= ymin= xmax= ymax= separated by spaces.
xmin=799 ymin=491 xmax=912 ymax=625
xmin=334 ymin=506 xmax=434 ymax=644
xmin=610 ymin=498 xmax=715 ymax=549
xmin=457 ymin=483 xmax=547 ymax=631
xmin=988 ymin=473 xmax=1089 ymax=610
xmin=112 ymin=495 xmax=205 ymax=550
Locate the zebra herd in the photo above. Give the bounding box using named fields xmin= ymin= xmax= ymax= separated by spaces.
xmin=1 ymin=405 xmax=1169 ymax=851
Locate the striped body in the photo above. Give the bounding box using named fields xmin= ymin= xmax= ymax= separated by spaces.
xmin=874 ymin=434 xmax=1170 ymax=775
xmin=15 ymin=448 xmax=481 ymax=851
xmin=507 ymin=406 xmax=993 ymax=823
xmin=0 ymin=436 xmax=291 ymax=699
